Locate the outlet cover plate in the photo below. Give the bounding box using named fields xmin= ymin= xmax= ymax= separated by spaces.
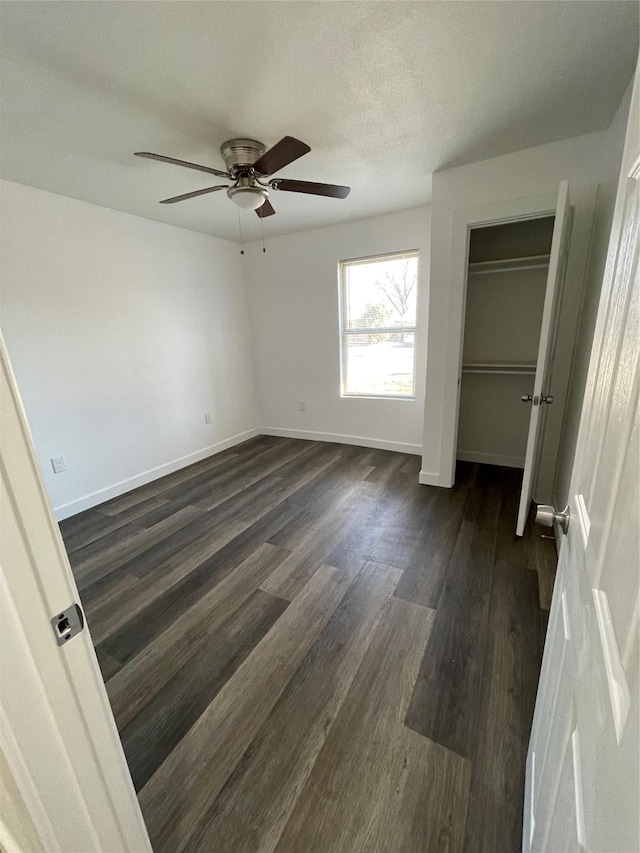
xmin=51 ymin=456 xmax=66 ymax=474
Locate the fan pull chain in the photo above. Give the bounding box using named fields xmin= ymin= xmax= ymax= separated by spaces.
xmin=237 ymin=206 xmax=244 ymax=255
xmin=261 ymin=214 xmax=266 ymax=254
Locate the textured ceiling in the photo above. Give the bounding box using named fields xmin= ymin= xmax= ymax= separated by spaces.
xmin=0 ymin=1 xmax=637 ymax=241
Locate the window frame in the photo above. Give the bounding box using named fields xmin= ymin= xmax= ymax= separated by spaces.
xmin=338 ymin=249 xmax=420 ymax=400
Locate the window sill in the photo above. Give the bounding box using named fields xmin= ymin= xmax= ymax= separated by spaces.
xmin=341 ymin=393 xmax=417 ymax=402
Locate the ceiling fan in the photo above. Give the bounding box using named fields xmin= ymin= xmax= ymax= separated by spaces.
xmin=134 ymin=136 xmax=350 ymax=218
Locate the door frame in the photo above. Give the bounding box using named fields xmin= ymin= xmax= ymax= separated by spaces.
xmin=423 ymin=185 xmax=596 ymax=499
xmin=441 ymin=191 xmax=558 ymax=489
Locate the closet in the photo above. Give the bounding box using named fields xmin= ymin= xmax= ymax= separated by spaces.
xmin=456 ymin=216 xmax=556 ymax=470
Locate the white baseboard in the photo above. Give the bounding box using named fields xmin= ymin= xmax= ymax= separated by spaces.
xmin=418 ymin=469 xmax=452 ymax=487
xmin=54 ymin=427 xmax=260 ymax=520
xmin=456 ymin=450 xmax=525 ymax=469
xmin=260 ymin=426 xmax=422 ymax=456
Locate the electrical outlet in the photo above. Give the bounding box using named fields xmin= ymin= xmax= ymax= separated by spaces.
xmin=204 ymin=412 xmax=212 ymax=424
xmin=298 ymin=401 xmax=306 ymax=412
xmin=51 ymin=456 xmax=66 ymax=474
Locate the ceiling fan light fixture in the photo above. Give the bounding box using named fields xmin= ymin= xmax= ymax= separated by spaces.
xmin=227 ymin=185 xmax=269 ymax=210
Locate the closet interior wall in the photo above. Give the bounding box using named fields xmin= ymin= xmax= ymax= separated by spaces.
xmin=456 ymin=216 xmax=556 ymax=471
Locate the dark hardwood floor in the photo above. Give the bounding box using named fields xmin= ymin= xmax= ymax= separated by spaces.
xmin=60 ymin=435 xmax=556 ymax=853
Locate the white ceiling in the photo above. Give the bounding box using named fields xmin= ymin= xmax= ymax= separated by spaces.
xmin=0 ymin=1 xmax=637 ymax=242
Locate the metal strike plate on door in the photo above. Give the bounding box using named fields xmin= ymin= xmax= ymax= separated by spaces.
xmin=51 ymin=603 xmax=84 ymax=646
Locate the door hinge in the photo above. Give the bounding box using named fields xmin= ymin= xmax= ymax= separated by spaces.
xmin=51 ymin=603 xmax=84 ymax=646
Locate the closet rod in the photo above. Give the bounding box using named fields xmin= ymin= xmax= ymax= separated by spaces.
xmin=467 ymin=254 xmax=550 ymax=276
xmin=462 ymin=362 xmax=536 ymax=375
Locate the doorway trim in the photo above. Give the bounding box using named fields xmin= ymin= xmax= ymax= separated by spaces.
xmin=421 ymin=185 xmax=597 ymax=497
xmin=431 ymin=191 xmax=558 ymax=489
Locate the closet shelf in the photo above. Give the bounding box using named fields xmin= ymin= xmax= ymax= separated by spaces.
xmin=467 ymin=254 xmax=550 ymax=276
xmin=462 ymin=362 xmax=537 ymax=375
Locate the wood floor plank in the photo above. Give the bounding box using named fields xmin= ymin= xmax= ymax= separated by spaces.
xmin=67 ymin=519 xmax=142 ymax=567
xmin=104 ymin=543 xmax=291 ymax=728
xmin=117 ymin=508 xmax=244 ymax=580
xmin=61 ymin=509 xmax=138 ymax=554
xmin=399 ymin=455 xmax=421 ymax=475
xmin=119 ymin=588 xmax=289 ymax=792
xmin=270 ymin=462 xmax=368 ymax=537
xmin=193 ymin=448 xmax=338 ymax=524
xmin=404 ymin=465 xmax=503 ymax=758
xmin=161 ymin=438 xmax=314 ymax=510
xmin=273 ymin=596 xmax=468 ymax=853
xmin=139 ymin=562 xmax=355 ymax=853
xmin=82 ymin=570 xmax=140 ymax=630
xmin=87 ymin=458 xmax=337 ymax=643
xmin=256 ymin=439 xmax=336 ymax=481
xmin=83 ymin=519 xmax=247 ymax=643
xmin=356 ymin=727 xmax=471 ymax=853
xmin=187 ymin=561 xmax=403 ymax=853
xmin=369 ymin=479 xmax=438 ymax=570
xmin=194 ymin=472 xmax=293 ymax=520
xmin=72 ymin=506 xmax=203 ymax=588
xmin=393 ymin=482 xmax=471 ymax=608
xmin=81 ymin=507 xmax=240 ymax=620
xmin=277 ymin=447 xmax=379 ymax=515
xmin=260 ymin=461 xmax=415 ymax=600
xmin=325 ymin=460 xmax=418 ymax=573
xmin=98 ymin=494 xmax=171 ymax=521
xmin=264 ymin=451 xmax=380 ymax=554
xmin=59 ymin=504 xmax=105 ymax=540
xmin=260 ymin=481 xmax=371 ymax=600
xmin=132 ymin=499 xmax=187 ymax=529
xmin=98 ymin=499 xmax=305 ymax=665
xmin=462 ymin=475 xmax=544 ymax=853
xmin=101 ymin=542 xmax=289 ymax=726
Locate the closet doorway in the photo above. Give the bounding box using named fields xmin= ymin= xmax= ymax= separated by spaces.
xmin=455 ymin=182 xmax=572 ymax=536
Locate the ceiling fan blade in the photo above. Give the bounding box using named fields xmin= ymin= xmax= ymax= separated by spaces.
xmin=256 ymin=199 xmax=276 ymax=218
xmin=271 ymin=179 xmax=350 ymax=199
xmin=253 ymin=137 xmax=311 ymax=176
xmin=135 ymin=152 xmax=229 ymax=178
xmin=159 ymin=185 xmax=229 ymax=204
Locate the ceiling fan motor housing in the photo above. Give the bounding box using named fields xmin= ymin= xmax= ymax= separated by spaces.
xmin=220 ymin=138 xmax=267 ymax=175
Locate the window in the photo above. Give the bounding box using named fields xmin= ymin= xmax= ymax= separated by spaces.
xmin=339 ymin=250 xmax=419 ymax=398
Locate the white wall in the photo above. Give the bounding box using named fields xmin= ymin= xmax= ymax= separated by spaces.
xmin=421 ymin=107 xmax=632 ymax=497
xmin=244 ymin=207 xmax=430 ymax=454
xmin=0 ymin=180 xmax=258 ymax=518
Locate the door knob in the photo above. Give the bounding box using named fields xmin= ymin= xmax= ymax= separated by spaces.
xmin=536 ymin=504 xmax=570 ymax=534
xmin=521 ymin=394 xmax=533 ymax=402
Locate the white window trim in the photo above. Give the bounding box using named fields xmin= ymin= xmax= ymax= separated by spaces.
xmin=338 ymin=250 xmax=419 ymax=400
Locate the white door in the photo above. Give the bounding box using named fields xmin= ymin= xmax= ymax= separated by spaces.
xmin=516 ymin=180 xmax=572 ymax=536
xmin=0 ymin=336 xmax=152 ymax=853
xmin=524 ymin=70 xmax=639 ymax=853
